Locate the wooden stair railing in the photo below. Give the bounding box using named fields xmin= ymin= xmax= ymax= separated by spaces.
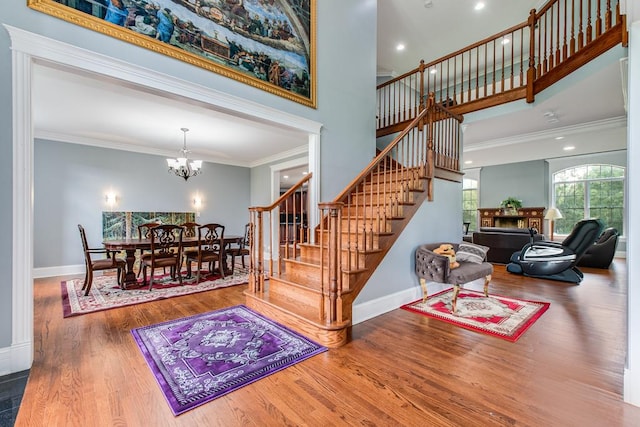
xmin=377 ymin=0 xmax=626 ymax=137
xmin=245 ymin=94 xmax=463 ymax=347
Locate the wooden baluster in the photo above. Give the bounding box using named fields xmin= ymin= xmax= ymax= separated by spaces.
xmin=492 ymin=39 xmax=496 ymax=95
xmin=543 ymin=12 xmax=549 ymax=73
xmin=596 ymin=0 xmax=602 ymax=36
xmin=483 ymin=44 xmax=488 ymax=97
xmin=555 ymin=1 xmax=561 ymax=66
xmin=605 ymin=0 xmax=612 ymax=30
xmin=578 ymin=0 xmax=584 ymax=49
xmin=570 ymin=0 xmax=576 ymax=55
xmin=562 ymin=0 xmax=568 ymax=60
xmin=586 ymin=0 xmax=593 ymax=43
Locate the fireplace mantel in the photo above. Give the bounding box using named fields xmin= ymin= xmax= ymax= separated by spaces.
xmin=478 ymin=207 xmax=546 ymax=235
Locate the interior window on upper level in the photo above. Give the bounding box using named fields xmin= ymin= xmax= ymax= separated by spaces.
xmin=552 ymin=164 xmax=625 ymax=236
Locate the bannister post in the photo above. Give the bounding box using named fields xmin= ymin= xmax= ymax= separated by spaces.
xmin=253 ymin=210 xmax=265 ymax=293
xmin=318 ymin=201 xmax=343 ymax=324
xmin=526 ymin=8 xmax=537 ymax=103
xmin=418 ymin=60 xmax=426 ymax=122
xmin=426 ymin=93 xmax=435 ymax=201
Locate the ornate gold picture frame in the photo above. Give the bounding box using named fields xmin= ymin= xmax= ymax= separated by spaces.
xmin=28 ymin=0 xmax=316 ymax=108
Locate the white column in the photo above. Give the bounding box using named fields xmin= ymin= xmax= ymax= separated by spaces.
xmin=624 ymin=0 xmax=640 ymax=408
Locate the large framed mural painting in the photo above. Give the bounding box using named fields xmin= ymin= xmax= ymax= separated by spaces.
xmin=28 ymin=0 xmax=316 ymax=107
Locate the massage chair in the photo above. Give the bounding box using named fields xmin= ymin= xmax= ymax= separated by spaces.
xmin=506 ymin=218 xmax=604 ymax=283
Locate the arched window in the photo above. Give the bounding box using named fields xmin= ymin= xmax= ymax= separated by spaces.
xmin=552 ymin=164 xmax=625 ymax=235
xmin=462 ymin=178 xmax=478 ymax=232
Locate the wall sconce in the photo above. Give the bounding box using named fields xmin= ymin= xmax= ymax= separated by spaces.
xmin=105 ymin=192 xmax=118 ymax=210
xmin=193 ymin=195 xmax=202 ymax=217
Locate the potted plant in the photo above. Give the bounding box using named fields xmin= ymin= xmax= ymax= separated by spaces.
xmin=500 ymin=197 xmax=522 ymax=215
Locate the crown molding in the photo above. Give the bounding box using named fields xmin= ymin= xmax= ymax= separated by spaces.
xmin=464 ymin=116 xmax=627 ymax=152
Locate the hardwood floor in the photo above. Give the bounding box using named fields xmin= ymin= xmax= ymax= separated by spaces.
xmin=16 ymin=260 xmax=640 ymax=426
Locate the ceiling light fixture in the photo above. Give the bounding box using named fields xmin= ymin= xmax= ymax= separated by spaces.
xmin=166 ymin=128 xmax=203 ymax=181
xmin=474 ymin=2 xmax=485 ymax=11
xmin=396 ymin=43 xmax=405 ymax=51
xmin=464 ymin=160 xmax=473 ymax=165
xmin=563 ymin=146 xmax=575 ymax=151
xmin=543 ymin=111 xmax=560 ymax=123
xmin=555 ymin=136 xmax=565 ymax=140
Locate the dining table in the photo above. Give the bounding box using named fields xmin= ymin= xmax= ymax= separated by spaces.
xmin=103 ymin=235 xmax=242 ymax=287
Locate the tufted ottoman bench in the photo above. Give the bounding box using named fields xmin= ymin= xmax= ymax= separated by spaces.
xmin=415 ymin=242 xmax=493 ymax=312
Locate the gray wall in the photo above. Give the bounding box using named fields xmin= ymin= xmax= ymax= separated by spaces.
xmin=479 ymin=159 xmax=549 ymax=208
xmin=356 ymin=178 xmax=462 ymax=303
xmin=34 ymin=140 xmax=250 ymax=269
xmin=0 ymin=0 xmax=377 ymax=349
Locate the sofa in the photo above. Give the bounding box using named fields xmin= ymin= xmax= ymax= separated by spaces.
xmin=472 ymin=227 xmax=545 ymax=264
xmin=415 ymin=242 xmax=493 ymax=312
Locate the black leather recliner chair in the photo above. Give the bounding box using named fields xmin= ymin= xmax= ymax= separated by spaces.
xmin=506 ymin=219 xmax=605 ymax=283
xmin=577 ymin=227 xmax=619 ymax=269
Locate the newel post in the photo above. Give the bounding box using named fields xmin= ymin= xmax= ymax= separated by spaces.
xmin=318 ymin=201 xmax=344 ymax=323
xmin=526 ymin=8 xmax=537 ymax=103
xmin=248 ymin=208 xmax=265 ymax=293
xmin=426 ymin=93 xmax=435 ymax=201
xmin=418 ymin=60 xmax=426 ymax=116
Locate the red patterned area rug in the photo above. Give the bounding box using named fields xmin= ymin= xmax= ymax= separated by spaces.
xmin=401 ymin=288 xmax=550 ymax=342
xmin=61 ymin=268 xmax=249 ymax=318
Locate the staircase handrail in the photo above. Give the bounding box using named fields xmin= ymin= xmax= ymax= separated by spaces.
xmin=376 ymin=0 xmax=625 ymax=132
xmin=248 ymin=173 xmax=312 ymax=294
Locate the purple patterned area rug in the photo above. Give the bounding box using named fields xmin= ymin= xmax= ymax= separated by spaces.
xmin=131 ymin=305 xmax=327 ymax=415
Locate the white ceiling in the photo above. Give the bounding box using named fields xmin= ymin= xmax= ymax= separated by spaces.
xmin=32 ymin=0 xmax=628 ymax=172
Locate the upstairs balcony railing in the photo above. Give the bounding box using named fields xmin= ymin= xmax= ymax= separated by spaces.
xmin=377 ymin=0 xmax=626 ymax=134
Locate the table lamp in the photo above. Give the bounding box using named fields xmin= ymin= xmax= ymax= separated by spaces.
xmin=545 ymin=207 xmax=563 ymax=241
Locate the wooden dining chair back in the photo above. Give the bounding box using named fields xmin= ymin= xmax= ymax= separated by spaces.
xmin=78 ymin=224 xmax=126 ymax=296
xmin=136 ymin=222 xmax=161 ymax=277
xmin=185 ymin=223 xmax=226 ymax=283
xmin=141 ymin=224 xmax=184 ymax=290
xmin=227 ymin=223 xmax=250 ymax=274
xmin=181 ymin=222 xmax=200 ymax=238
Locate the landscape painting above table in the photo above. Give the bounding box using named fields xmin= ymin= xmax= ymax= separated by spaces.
xmin=28 ymin=0 xmax=316 ymax=106
xmin=103 ymin=211 xmax=196 ymax=239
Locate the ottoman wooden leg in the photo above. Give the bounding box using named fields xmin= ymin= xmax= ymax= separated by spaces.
xmin=483 ymin=274 xmax=492 ymax=297
xmin=420 ymin=278 xmax=428 ymax=302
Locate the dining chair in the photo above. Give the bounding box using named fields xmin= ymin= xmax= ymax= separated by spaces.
xmin=141 ymin=224 xmax=184 ymax=291
xmin=185 ymin=223 xmax=226 ymax=283
xmin=78 ymin=224 xmax=126 ymax=296
xmin=137 ymin=222 xmax=160 ymax=278
xmin=180 ymin=221 xmax=200 ymax=267
xmin=226 ymin=223 xmax=250 ymax=274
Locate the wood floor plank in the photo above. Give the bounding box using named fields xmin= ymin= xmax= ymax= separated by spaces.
xmin=15 ymin=261 xmax=640 ymax=426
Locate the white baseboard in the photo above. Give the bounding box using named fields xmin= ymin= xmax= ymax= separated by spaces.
xmin=625 ymin=367 xmax=640 ymax=408
xmin=0 ymin=341 xmax=32 ymax=376
xmin=33 ymin=264 xmax=84 ymax=279
xmin=353 ymin=286 xmax=422 ymax=325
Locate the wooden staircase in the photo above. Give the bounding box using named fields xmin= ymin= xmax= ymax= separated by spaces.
xmin=246 ymin=97 xmax=462 ymax=347
xmin=245 ymin=0 xmax=626 ymax=349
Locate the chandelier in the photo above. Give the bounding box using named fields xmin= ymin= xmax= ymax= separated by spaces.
xmin=166 ymin=128 xmax=203 ymax=181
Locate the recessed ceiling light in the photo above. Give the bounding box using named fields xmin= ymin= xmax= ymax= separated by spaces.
xmin=430 ymin=68 xmax=437 ymax=74
xmin=563 ymin=146 xmax=575 ymax=151
xmin=464 ymin=160 xmax=473 ymax=165
xmin=475 ymin=2 xmax=485 ymax=11
xmin=396 ymin=43 xmax=405 ymax=51
xmin=555 ymin=136 xmax=565 ymax=140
